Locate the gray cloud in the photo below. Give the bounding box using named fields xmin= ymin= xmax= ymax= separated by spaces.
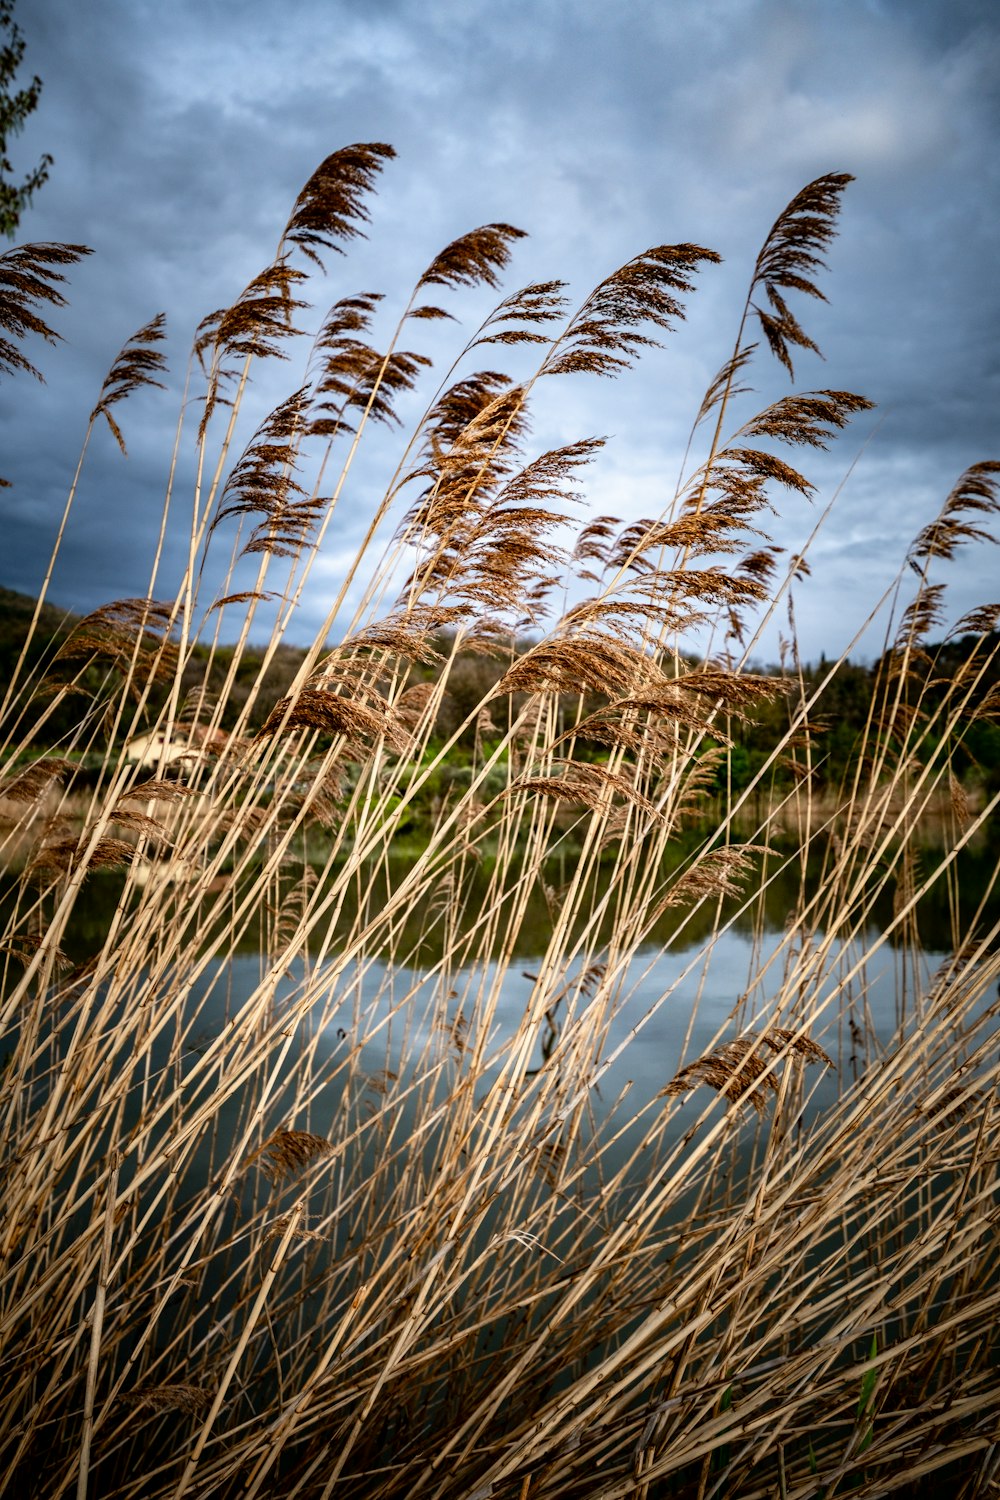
xmin=3 ymin=0 xmax=997 ymax=663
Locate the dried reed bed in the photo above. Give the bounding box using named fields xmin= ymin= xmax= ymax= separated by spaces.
xmin=1 ymin=148 xmax=999 ymax=1499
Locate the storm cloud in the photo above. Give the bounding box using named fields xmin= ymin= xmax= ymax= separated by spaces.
xmin=3 ymin=0 xmax=998 ymax=662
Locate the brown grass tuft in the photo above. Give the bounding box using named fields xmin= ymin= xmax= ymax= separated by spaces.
xmin=89 ymin=314 xmax=168 ymax=455
xmin=0 ymin=756 xmax=72 ymax=804
xmin=0 ymin=240 xmax=91 ymax=382
xmin=122 ymin=1384 xmax=211 ymax=1415
xmin=282 ymin=141 xmax=396 ymax=269
xmin=252 ymin=1128 xmax=333 ymax=1185
xmin=664 ymin=1027 xmax=830 ymax=1114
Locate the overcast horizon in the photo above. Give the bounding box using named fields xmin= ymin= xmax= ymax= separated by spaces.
xmin=2 ymin=0 xmax=998 ymax=666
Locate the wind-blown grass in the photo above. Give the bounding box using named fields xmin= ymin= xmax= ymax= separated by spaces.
xmin=1 ymin=146 xmax=999 ymax=1499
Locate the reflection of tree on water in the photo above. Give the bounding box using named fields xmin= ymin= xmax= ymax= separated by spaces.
xmin=523 ymin=960 xmax=607 ymax=1078
xmin=524 ymin=983 xmax=561 ymax=1079
xmin=308 ymin=830 xmax=997 ymax=969
xmin=7 ymin=825 xmax=995 ymax=977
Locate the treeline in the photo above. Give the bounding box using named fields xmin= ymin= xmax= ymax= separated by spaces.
xmin=2 ymin=586 xmax=997 ymax=795
xmin=0 ymin=586 xmax=303 ymax=747
xmin=725 ymin=638 xmax=1000 ymax=796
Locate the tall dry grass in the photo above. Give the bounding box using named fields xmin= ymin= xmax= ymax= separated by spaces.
xmin=1 ymin=147 xmax=999 ymax=1498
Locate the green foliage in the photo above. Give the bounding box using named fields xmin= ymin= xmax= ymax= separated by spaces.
xmin=0 ymin=0 xmax=51 ymax=237
xmin=856 ymin=1331 xmax=879 ymax=1455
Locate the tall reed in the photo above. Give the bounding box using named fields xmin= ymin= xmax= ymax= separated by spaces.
xmin=1 ymin=147 xmax=999 ymax=1498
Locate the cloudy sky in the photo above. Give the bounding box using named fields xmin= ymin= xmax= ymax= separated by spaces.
xmin=3 ymin=0 xmax=998 ymax=664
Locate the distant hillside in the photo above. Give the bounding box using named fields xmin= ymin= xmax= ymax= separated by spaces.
xmin=0 ymin=585 xmax=81 ymax=637
xmin=0 ymin=586 xmax=82 ymax=684
xmin=0 ymin=589 xmax=309 ymax=746
xmin=2 ymin=588 xmax=997 ymax=791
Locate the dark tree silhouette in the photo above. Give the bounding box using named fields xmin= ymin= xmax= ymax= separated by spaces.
xmin=0 ymin=0 xmax=51 ymax=237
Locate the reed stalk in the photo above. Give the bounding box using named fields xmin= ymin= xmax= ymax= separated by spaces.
xmin=1 ymin=148 xmax=998 ymax=1497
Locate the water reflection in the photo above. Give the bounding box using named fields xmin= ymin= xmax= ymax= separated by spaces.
xmin=3 ymin=829 xmax=996 ymax=1156
xmin=9 ymin=826 xmax=991 ymax=972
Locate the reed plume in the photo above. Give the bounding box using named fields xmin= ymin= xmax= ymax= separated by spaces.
xmin=0 ymin=150 xmax=997 ymax=1500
